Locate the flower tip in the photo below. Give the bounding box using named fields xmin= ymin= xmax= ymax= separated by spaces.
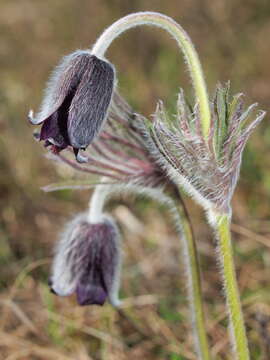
xmin=109 ymin=297 xmax=122 ymax=308
xmin=48 ymin=278 xmax=58 ymax=295
xmin=48 ymin=280 xmax=74 ymax=297
xmin=76 ymin=284 xmax=107 ymax=306
xmin=73 ymin=148 xmax=88 ymax=163
xmin=33 ymin=130 xmax=41 ymax=141
xmin=28 ymin=109 xmax=44 ymax=125
xmin=28 ymin=109 xmax=35 ymax=124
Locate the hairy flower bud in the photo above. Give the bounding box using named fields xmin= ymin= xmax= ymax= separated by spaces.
xmin=141 ymin=83 xmax=265 ymax=213
xmin=29 ymin=50 xmax=115 ymax=161
xmin=49 ymin=213 xmax=121 ymax=306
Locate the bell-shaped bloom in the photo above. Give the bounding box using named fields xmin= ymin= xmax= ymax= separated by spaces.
xmin=29 ymin=50 xmax=115 ymax=161
xmin=49 ymin=213 xmax=121 ymax=306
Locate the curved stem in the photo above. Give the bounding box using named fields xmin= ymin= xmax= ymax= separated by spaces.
xmin=88 ymin=182 xmax=112 ymax=223
xmin=88 ymin=182 xmax=211 ymax=359
xmin=211 ymin=212 xmax=250 ymax=359
xmin=92 ymin=12 xmax=211 ymax=138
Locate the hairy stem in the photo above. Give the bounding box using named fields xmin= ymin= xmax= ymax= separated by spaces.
xmin=211 ymin=212 xmax=250 ymax=359
xmin=92 ymin=11 xmax=211 ymax=138
xmin=174 ymin=188 xmax=211 ymax=360
xmin=88 ymin=182 xmax=211 ymax=359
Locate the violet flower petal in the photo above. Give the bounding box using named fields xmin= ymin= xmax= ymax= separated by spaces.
xmin=39 ymin=92 xmax=73 ymax=148
xmin=67 ymin=56 xmax=115 ymax=149
xmin=30 ymin=50 xmax=94 ymax=125
xmin=76 ymin=273 xmax=107 ymax=306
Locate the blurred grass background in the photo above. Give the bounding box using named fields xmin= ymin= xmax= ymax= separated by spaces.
xmin=0 ymin=0 xmax=270 ymax=359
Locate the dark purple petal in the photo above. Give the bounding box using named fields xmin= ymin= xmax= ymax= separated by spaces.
xmin=75 ymin=219 xmax=118 ymax=306
xmin=31 ymin=51 xmax=95 ymax=125
xmin=76 ymin=279 xmax=107 ymax=306
xmin=74 ymin=218 xmax=120 ymax=306
xmin=75 ymin=222 xmax=108 ymax=305
xmin=40 ymin=114 xmax=68 ymax=148
xmin=67 ymin=56 xmax=115 ymax=149
xmin=39 ymin=92 xmax=75 ymax=148
xmin=100 ymin=231 xmax=119 ymax=294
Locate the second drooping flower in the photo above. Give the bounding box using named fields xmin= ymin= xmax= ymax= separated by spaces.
xmin=50 ymin=213 xmax=121 ymax=306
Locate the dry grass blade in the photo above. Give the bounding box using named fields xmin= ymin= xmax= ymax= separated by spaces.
xmin=231 ymin=223 xmax=270 ymax=248
xmin=44 ymin=310 xmax=125 ymax=350
xmin=0 ymin=299 xmax=38 ymax=334
xmin=0 ymin=331 xmax=73 ymax=360
xmin=0 ymin=258 xmax=51 ymax=331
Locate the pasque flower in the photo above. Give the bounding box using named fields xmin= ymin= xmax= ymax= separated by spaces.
xmin=30 ymin=11 xmax=266 ymax=359
xmin=29 ymin=50 xmax=115 ymax=161
xmin=49 ymin=213 xmax=121 ymax=306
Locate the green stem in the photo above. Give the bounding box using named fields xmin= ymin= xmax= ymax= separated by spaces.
xmin=92 ymin=12 xmax=211 ymax=138
xmin=174 ymin=189 xmax=211 ymax=360
xmin=212 ymin=212 xmax=250 ymax=359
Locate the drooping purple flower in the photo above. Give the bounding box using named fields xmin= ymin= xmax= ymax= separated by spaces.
xmin=49 ymin=213 xmax=121 ymax=306
xmin=29 ymin=50 xmax=115 ymax=162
